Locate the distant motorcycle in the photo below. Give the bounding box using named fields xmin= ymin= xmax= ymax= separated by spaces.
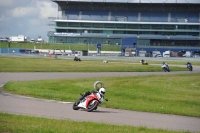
xmin=74 ymin=56 xmax=81 ymax=61
xmin=186 ymin=62 xmax=193 ymax=71
xmin=103 ymin=60 xmax=108 ymax=63
xmin=140 ymin=59 xmax=148 ymax=65
xmin=162 ymin=63 xmax=170 ymax=72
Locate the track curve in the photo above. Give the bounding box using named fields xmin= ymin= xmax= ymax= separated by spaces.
xmin=0 ymin=66 xmax=200 ymax=132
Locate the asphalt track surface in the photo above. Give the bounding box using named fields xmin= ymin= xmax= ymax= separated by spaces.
xmin=0 ymin=62 xmax=200 ymax=132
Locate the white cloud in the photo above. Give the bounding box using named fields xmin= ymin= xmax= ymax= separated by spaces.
xmin=0 ymin=0 xmax=13 ymax=7
xmin=30 ymin=19 xmax=41 ymax=25
xmin=0 ymin=15 xmax=5 ymax=22
xmin=0 ymin=0 xmax=57 ymax=41
xmin=36 ymin=1 xmax=57 ymax=19
xmin=10 ymin=6 xmax=37 ymax=18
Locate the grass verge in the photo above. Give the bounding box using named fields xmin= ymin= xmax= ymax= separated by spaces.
xmin=0 ymin=42 xmax=121 ymax=51
xmin=0 ymin=56 xmax=187 ymax=72
xmin=0 ymin=113 xmax=191 ymax=133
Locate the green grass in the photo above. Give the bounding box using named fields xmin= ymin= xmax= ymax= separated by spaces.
xmin=0 ymin=42 xmax=121 ymax=51
xmin=4 ymin=73 xmax=200 ymax=117
xmin=0 ymin=113 xmax=192 ymax=133
xmin=0 ymin=56 xmax=187 ymax=72
xmin=1 ymin=56 xmax=199 ymax=133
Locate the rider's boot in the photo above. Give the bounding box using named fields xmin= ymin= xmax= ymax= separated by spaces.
xmin=76 ymin=91 xmax=91 ymax=105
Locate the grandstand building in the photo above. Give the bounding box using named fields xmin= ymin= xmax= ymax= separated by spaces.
xmin=48 ymin=0 xmax=200 ymax=56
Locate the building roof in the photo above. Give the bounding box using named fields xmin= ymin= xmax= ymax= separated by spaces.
xmin=51 ymin=0 xmax=200 ymax=4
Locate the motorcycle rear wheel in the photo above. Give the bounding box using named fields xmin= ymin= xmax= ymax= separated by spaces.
xmin=87 ymin=100 xmax=98 ymax=112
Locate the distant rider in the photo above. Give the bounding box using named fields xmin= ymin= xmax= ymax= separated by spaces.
xmin=162 ymin=62 xmax=169 ymax=68
xmin=141 ymin=59 xmax=146 ymax=64
xmin=162 ymin=62 xmax=168 ymax=66
xmin=186 ymin=62 xmax=192 ymax=68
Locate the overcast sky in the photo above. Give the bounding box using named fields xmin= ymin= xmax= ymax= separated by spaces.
xmin=0 ymin=0 xmax=57 ymax=41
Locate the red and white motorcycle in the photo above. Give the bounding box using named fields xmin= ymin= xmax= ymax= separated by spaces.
xmin=72 ymin=81 xmax=108 ymax=112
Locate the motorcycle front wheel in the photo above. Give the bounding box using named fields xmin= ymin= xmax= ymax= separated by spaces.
xmin=87 ymin=100 xmax=98 ymax=112
xmin=72 ymin=102 xmax=80 ymax=110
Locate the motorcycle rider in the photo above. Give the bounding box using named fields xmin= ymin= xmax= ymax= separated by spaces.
xmin=162 ymin=62 xmax=168 ymax=66
xmin=186 ymin=62 xmax=193 ymax=70
xmin=74 ymin=56 xmax=81 ymax=61
xmin=141 ymin=59 xmax=145 ymax=64
xmin=162 ymin=62 xmax=170 ymax=71
xmin=140 ymin=59 xmax=148 ymax=65
xmin=186 ymin=62 xmax=192 ymax=68
xmin=76 ymin=87 xmax=106 ymax=105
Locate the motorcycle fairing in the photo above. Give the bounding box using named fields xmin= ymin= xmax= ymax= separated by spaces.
xmin=77 ymin=93 xmax=100 ymax=109
xmin=187 ymin=64 xmax=191 ymax=68
xmin=162 ymin=64 xmax=167 ymax=68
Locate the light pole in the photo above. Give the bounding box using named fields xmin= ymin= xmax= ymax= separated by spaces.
xmin=40 ymin=42 xmax=42 ymax=49
xmin=0 ymin=40 xmax=1 ymax=53
xmin=8 ymin=40 xmax=10 ymax=53
xmin=87 ymin=43 xmax=89 ymax=51
xmin=0 ymin=41 xmax=1 ymax=53
xmin=135 ymin=50 xmax=137 ymax=57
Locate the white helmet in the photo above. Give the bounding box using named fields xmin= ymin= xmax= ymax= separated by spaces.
xmin=99 ymin=88 xmax=106 ymax=95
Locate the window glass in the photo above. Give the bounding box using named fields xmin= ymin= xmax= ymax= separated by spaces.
xmin=139 ymin=24 xmax=151 ymax=29
xmin=68 ymin=22 xmax=79 ymax=27
xmin=127 ymin=24 xmax=138 ymax=29
xmin=80 ymin=23 xmax=91 ymax=27
xmin=105 ymin=23 xmax=115 ymax=28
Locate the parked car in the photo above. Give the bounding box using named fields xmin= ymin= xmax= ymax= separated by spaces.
xmin=194 ymin=54 xmax=200 ymax=58
xmin=155 ymin=54 xmax=162 ymax=57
